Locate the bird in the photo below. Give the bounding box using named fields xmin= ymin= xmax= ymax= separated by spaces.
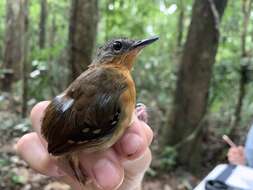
xmin=41 ymin=36 xmax=159 ymax=185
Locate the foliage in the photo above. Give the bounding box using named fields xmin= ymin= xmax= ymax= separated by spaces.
xmin=0 ymin=0 xmax=252 ymax=119
xmin=1 ymin=0 xmax=253 ymax=177
xmin=98 ymin=0 xmax=193 ymax=110
xmin=11 ymin=174 xmax=27 ymax=185
xmin=160 ymin=146 xmax=178 ymax=170
xmin=18 ymin=0 xmax=253 ymax=127
xmin=207 ymin=0 xmax=253 ymax=126
xmin=0 ymin=158 xmax=9 ymax=167
xmin=0 ymin=0 xmax=5 ymax=63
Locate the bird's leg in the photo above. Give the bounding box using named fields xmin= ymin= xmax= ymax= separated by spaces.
xmin=57 ymin=153 xmax=88 ymax=187
xmin=68 ymin=154 xmax=88 ymax=185
xmin=135 ymin=103 xmax=148 ymax=123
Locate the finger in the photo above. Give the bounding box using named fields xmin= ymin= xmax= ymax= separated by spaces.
xmin=238 ymin=146 xmax=245 ymax=152
xmin=114 ymin=115 xmax=153 ymax=160
xmin=60 ymin=175 xmax=95 ymax=190
xmin=228 ymin=158 xmax=237 ymax=164
xmin=30 ymin=101 xmax=50 ymax=134
xmin=79 ymin=148 xmax=124 ymax=190
xmin=30 ymin=101 xmax=50 ymax=146
xmin=228 ymin=147 xmax=240 ymax=155
xmin=229 ymin=147 xmax=238 ymax=152
xmin=16 ymin=132 xmax=64 ymax=177
xmin=228 ymin=155 xmax=239 ymax=162
xmin=120 ymin=149 xmax=152 ymax=189
xmin=123 ymin=148 xmax=152 ymax=176
xmin=228 ymin=150 xmax=239 ymax=158
xmin=140 ymin=120 xmax=153 ymax=146
xmin=228 ymin=149 xmax=236 ymax=155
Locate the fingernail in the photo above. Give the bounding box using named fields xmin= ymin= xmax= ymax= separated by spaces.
xmin=121 ymin=133 xmax=143 ymax=157
xmin=93 ymin=159 xmax=121 ymax=189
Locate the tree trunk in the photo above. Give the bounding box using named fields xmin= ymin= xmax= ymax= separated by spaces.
xmin=232 ymin=0 xmax=252 ymax=134
xmin=163 ymin=0 xmax=228 ymax=172
xmin=177 ymin=0 xmax=185 ymax=48
xmin=68 ymin=0 xmax=98 ymax=82
xmin=48 ymin=14 xmax=59 ymax=96
xmin=1 ymin=0 xmax=26 ymax=92
xmin=39 ymin=0 xmax=47 ymax=49
xmin=21 ymin=0 xmax=29 ymax=118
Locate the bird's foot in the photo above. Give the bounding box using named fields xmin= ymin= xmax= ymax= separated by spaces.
xmin=135 ymin=103 xmax=148 ymax=123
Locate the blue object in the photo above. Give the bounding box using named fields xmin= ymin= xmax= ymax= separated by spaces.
xmin=245 ymin=125 xmax=253 ymax=167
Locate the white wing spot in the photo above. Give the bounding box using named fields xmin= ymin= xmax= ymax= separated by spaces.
xmin=68 ymin=140 xmax=75 ymax=144
xmin=62 ymin=100 xmax=74 ymax=112
xmin=82 ymin=128 xmax=90 ymax=133
xmin=111 ymin=120 xmax=117 ymax=125
xmin=93 ymin=129 xmax=102 ymax=134
xmin=55 ymin=93 xmax=74 ymax=112
xmin=77 ymin=140 xmax=88 ymax=144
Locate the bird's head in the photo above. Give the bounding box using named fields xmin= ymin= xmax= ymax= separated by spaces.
xmin=92 ymin=36 xmax=159 ymax=70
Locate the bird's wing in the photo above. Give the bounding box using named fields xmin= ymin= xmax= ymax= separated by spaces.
xmin=41 ymin=67 xmax=129 ymax=155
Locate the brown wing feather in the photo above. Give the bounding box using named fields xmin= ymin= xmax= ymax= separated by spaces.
xmin=41 ymin=66 xmax=129 ymax=156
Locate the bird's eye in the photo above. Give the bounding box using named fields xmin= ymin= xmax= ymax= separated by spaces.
xmin=112 ymin=41 xmax=122 ymax=51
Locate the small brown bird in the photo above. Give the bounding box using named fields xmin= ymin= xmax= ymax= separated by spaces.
xmin=41 ymin=36 xmax=159 ymax=185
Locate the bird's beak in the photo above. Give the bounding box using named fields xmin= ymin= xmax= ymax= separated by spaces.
xmin=130 ymin=36 xmax=159 ymax=50
xmin=123 ymin=36 xmax=159 ymax=70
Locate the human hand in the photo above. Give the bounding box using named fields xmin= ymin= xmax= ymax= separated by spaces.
xmin=16 ymin=101 xmax=153 ymax=190
xmin=227 ymin=146 xmax=246 ymax=165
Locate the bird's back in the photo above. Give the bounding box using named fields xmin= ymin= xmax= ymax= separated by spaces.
xmin=41 ymin=65 xmax=136 ymax=155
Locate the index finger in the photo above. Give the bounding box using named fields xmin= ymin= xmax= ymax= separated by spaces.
xmin=16 ymin=132 xmax=64 ymax=177
xmin=30 ymin=101 xmax=50 ymax=135
xmin=30 ymin=101 xmax=50 ymax=132
xmin=222 ymin=135 xmax=236 ymax=147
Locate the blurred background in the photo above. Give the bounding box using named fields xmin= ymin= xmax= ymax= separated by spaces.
xmin=0 ymin=0 xmax=253 ymax=189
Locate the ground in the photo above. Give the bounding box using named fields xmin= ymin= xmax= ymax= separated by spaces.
xmin=0 ymin=107 xmax=247 ymax=190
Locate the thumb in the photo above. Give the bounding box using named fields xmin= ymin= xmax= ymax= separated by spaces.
xmin=119 ymin=149 xmax=152 ymax=189
xmin=16 ymin=132 xmax=64 ymax=177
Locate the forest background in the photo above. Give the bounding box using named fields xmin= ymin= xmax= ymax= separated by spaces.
xmin=0 ymin=0 xmax=252 ymax=189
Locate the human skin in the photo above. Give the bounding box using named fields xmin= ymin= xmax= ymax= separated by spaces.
xmin=227 ymin=146 xmax=246 ymax=166
xmin=16 ymin=101 xmax=153 ymax=190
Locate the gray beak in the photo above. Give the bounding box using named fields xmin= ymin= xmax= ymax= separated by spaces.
xmin=131 ymin=36 xmax=159 ymax=50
